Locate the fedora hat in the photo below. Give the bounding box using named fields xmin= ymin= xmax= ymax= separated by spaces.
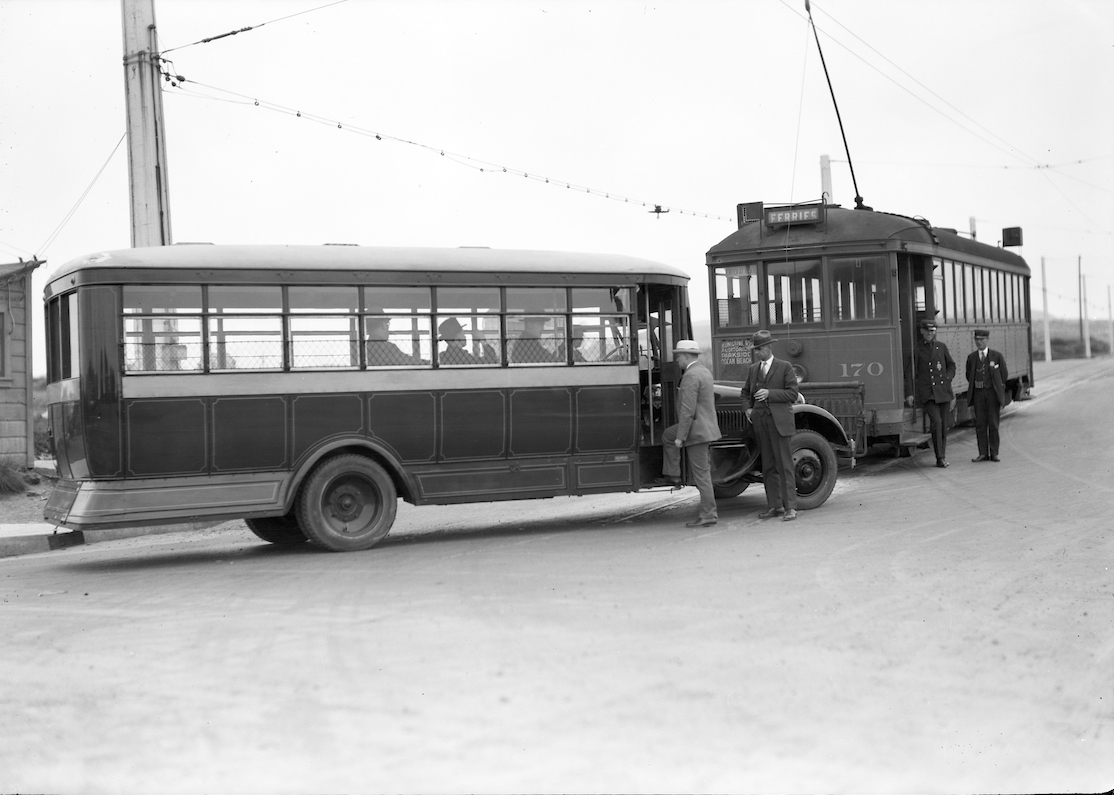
xmin=750 ymin=329 xmax=777 ymax=348
xmin=672 ymin=339 xmax=701 ymax=355
xmin=438 ymin=316 xmax=464 ymax=337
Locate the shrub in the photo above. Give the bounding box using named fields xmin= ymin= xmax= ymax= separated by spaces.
xmin=0 ymin=460 xmax=27 ymax=494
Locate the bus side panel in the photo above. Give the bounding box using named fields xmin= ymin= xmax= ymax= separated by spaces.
xmin=575 ymin=385 xmax=637 ymax=453
xmin=440 ymin=390 xmax=506 ymax=461
xmin=290 ymin=393 xmax=362 ymax=465
xmin=125 ymin=398 xmax=208 ymax=476
xmin=215 ymin=395 xmax=290 ymax=471
xmin=80 ymin=286 xmax=123 ymax=478
xmin=368 ymin=392 xmax=436 ymax=462
xmin=509 ymin=388 xmax=572 ymax=456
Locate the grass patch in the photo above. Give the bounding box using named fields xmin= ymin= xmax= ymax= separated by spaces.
xmin=0 ymin=460 xmax=27 ymax=494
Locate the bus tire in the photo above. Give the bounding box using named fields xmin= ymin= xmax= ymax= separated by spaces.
xmin=791 ymin=430 xmax=838 ymax=510
xmin=713 ymin=479 xmax=751 ymax=499
xmin=297 ymin=454 xmax=397 ymax=552
xmin=245 ymin=512 xmax=308 ymax=545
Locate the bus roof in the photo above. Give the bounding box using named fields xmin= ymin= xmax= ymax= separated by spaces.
xmin=708 ymin=205 xmax=1030 ymax=275
xmin=50 ymin=244 xmax=689 ymax=283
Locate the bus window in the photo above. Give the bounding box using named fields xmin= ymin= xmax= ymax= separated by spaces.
xmin=434 ymin=287 xmax=501 ymax=367
xmin=715 ymin=265 xmax=760 ymax=328
xmin=570 ymin=287 xmax=632 ymax=364
xmin=507 ymin=287 xmax=567 ymax=364
xmin=289 ymin=285 xmax=359 ymax=370
xmin=206 ymin=286 xmax=283 ymax=371
xmin=122 ymin=285 xmax=203 ymax=372
xmin=830 ymin=256 xmax=889 ymax=322
xmin=766 ymin=259 xmax=822 ymax=325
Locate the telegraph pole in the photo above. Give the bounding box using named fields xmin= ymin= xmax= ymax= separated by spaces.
xmin=1041 ymin=257 xmax=1052 ymax=362
xmin=121 ymin=0 xmax=172 ymax=247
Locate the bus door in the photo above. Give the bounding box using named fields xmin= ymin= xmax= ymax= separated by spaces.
xmin=637 ymin=282 xmax=687 ymax=448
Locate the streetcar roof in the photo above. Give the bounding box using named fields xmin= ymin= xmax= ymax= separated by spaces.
xmin=49 ymin=244 xmax=689 ymax=283
xmin=708 ymin=205 xmax=1030 ymax=275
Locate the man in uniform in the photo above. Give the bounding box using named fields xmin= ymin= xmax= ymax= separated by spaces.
xmin=966 ymin=329 xmax=1008 ymax=462
xmin=741 ymin=329 xmax=800 ymax=521
xmin=906 ymin=318 xmax=956 ymax=468
xmin=655 ymin=340 xmax=722 ymax=528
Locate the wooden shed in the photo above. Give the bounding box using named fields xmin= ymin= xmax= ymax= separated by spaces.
xmin=1 ymin=259 xmax=43 ymax=468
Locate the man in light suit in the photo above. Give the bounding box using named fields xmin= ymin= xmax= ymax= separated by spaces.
xmin=655 ymin=340 xmax=723 ymax=527
xmin=966 ymin=329 xmax=1008 ymax=462
xmin=741 ymin=330 xmax=800 ymax=521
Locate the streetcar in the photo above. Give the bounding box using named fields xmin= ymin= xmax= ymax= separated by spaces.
xmin=706 ymin=200 xmax=1033 ymax=463
xmin=41 ymin=244 xmax=850 ymax=551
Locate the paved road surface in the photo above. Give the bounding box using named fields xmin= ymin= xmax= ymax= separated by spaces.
xmin=1 ymin=358 xmax=1111 ymax=794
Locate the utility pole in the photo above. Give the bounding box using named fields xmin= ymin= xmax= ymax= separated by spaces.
xmin=820 ymin=154 xmax=833 ymax=204
xmin=1041 ymin=257 xmax=1052 ymax=362
xmin=1077 ymin=255 xmax=1083 ymax=344
xmin=1108 ymin=285 xmax=1113 ymax=358
xmin=121 ymin=0 xmax=172 ymax=247
xmin=1082 ymin=275 xmax=1091 ymax=359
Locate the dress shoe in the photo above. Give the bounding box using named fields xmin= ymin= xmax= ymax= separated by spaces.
xmin=757 ymin=507 xmax=784 ymax=520
xmin=990 ymin=455 xmax=1000 ymax=462
xmin=685 ymin=517 xmax=717 ymax=528
xmin=972 ymin=455 xmax=990 ymax=462
xmin=653 ymin=476 xmax=681 ymax=487
xmin=782 ymin=509 xmax=798 ymax=522
xmin=936 ymin=459 xmax=949 ymax=468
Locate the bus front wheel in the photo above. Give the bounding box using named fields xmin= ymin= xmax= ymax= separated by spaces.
xmin=245 ymin=512 xmax=308 ymax=545
xmin=297 ymin=455 xmax=397 ymax=552
xmin=791 ymin=430 xmax=838 ymax=510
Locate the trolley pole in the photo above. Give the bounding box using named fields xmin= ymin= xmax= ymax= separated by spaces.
xmin=121 ymin=0 xmax=172 ymax=247
xmin=1041 ymin=257 xmax=1052 ymax=362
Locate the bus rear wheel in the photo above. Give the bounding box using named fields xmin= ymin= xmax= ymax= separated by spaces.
xmin=297 ymin=455 xmax=397 ymax=552
xmin=791 ymin=430 xmax=838 ymax=510
xmin=245 ymin=512 xmax=307 ymax=545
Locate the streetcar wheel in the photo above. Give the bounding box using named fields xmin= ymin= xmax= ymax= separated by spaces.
xmin=790 ymin=430 xmax=838 ymax=510
xmin=297 ymin=454 xmax=397 ymax=552
xmin=245 ymin=512 xmax=308 ymax=545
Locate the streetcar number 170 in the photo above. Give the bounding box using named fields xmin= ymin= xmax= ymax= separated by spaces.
xmin=838 ymin=362 xmax=885 ymax=377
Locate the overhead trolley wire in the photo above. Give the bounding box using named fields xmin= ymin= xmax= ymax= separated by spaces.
xmin=159 ymin=71 xmax=734 ymax=223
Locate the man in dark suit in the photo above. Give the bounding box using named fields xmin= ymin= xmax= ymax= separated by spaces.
xmin=740 ymin=330 xmax=800 ymax=521
xmin=655 ymin=339 xmax=722 ymax=527
xmin=966 ymin=329 xmax=1008 ymax=462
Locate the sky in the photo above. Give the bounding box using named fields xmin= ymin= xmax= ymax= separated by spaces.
xmin=2 ymin=0 xmax=1112 ymax=376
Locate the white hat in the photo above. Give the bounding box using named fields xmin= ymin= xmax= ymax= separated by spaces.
xmin=673 ymin=340 xmax=701 ymax=355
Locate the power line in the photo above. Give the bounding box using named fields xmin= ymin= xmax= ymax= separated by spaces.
xmin=160 ymin=72 xmax=734 ymax=223
xmin=160 ymin=0 xmax=349 ymax=54
xmin=36 ymin=133 xmax=127 ymax=257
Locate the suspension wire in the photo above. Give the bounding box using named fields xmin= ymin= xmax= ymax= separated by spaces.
xmin=805 ymin=0 xmax=867 ymax=210
xmin=36 ymin=132 xmax=127 ymax=257
xmin=160 ymin=0 xmax=349 ymax=54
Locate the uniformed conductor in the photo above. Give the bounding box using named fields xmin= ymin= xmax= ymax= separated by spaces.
xmin=906 ymin=319 xmax=956 ymax=468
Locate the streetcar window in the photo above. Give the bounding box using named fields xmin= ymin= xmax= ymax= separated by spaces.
xmin=962 ymin=264 xmax=974 ymax=323
xmin=933 ymin=258 xmax=946 ymax=323
xmin=830 ymin=256 xmax=889 ymax=323
xmin=715 ymin=265 xmax=760 ymax=328
xmin=767 ymin=260 xmax=822 ymax=325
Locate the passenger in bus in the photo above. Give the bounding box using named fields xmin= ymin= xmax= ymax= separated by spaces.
xmin=655 ymin=339 xmax=722 ymax=528
xmin=366 ymin=317 xmax=421 ymax=366
xmin=510 ymin=316 xmax=562 ymax=363
xmin=966 ymin=329 xmax=1007 ymax=463
xmin=571 ymin=331 xmax=589 ymax=363
xmin=906 ymin=319 xmax=956 ymax=468
xmin=438 ymin=316 xmax=484 ymax=366
xmin=740 ymin=330 xmax=800 ymax=521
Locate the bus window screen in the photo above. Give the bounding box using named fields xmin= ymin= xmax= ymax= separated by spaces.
xmin=830 ymin=256 xmax=889 ymax=322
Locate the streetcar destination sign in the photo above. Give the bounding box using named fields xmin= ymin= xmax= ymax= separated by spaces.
xmin=765 ymin=205 xmax=824 ymax=226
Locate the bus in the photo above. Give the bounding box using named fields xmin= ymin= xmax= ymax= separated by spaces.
xmin=707 ymin=201 xmax=1033 ymax=458
xmin=41 ymin=244 xmax=847 ymax=551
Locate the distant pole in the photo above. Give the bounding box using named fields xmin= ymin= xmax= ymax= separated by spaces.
xmin=121 ymin=0 xmax=172 ymax=247
xmin=1108 ymin=284 xmax=1113 ymax=357
xmin=969 ymin=217 xmax=977 ymax=240
xmin=1078 ymin=255 xmax=1083 ymax=343
xmin=1041 ymin=256 xmax=1052 ymax=362
xmin=820 ymin=154 xmax=833 ymax=204
xmin=1082 ymin=275 xmax=1092 ymax=359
